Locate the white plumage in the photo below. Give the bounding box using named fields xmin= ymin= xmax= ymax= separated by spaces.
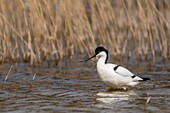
xmin=82 ymin=46 xmax=150 ymax=89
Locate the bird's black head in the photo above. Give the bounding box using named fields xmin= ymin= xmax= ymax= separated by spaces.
xmin=95 ymin=46 xmax=108 ymax=55
xmin=80 ymin=46 xmax=109 ymax=64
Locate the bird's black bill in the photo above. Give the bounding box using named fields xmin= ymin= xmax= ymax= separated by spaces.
xmin=78 ymin=54 xmax=96 ymax=62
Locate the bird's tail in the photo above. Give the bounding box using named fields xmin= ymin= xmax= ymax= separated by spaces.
xmin=141 ymin=77 xmax=150 ymax=81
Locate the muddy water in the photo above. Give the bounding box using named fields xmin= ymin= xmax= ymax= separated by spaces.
xmin=0 ymin=60 xmax=170 ymax=113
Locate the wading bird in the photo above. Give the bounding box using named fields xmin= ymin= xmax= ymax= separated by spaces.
xmin=81 ymin=46 xmax=150 ymax=90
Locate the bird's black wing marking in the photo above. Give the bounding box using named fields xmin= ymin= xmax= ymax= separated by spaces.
xmin=113 ymin=65 xmax=120 ymax=71
xmin=131 ymin=75 xmax=136 ymax=78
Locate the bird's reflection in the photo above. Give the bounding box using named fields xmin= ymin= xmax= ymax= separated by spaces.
xmin=96 ymin=89 xmax=136 ymax=104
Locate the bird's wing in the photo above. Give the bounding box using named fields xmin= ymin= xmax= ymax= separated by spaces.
xmin=112 ymin=65 xmax=134 ymax=77
xmin=107 ymin=64 xmax=144 ymax=81
xmin=113 ymin=65 xmax=143 ymax=81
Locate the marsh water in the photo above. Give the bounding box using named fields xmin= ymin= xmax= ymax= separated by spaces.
xmin=0 ymin=58 xmax=170 ymax=113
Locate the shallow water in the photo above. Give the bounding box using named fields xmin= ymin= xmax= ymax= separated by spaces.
xmin=0 ymin=60 xmax=170 ymax=113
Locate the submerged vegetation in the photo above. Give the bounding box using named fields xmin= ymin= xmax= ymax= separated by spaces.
xmin=0 ymin=0 xmax=169 ymax=65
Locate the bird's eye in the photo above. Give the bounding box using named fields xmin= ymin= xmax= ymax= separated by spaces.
xmin=96 ymin=50 xmax=100 ymax=54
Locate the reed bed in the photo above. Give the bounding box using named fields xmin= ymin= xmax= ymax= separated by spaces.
xmin=0 ymin=0 xmax=169 ymax=65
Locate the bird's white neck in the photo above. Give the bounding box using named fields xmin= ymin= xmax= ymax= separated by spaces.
xmin=96 ymin=51 xmax=108 ymax=64
xmin=97 ymin=57 xmax=106 ymax=67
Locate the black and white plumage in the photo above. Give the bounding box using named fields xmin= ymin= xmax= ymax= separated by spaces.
xmin=82 ymin=46 xmax=150 ymax=89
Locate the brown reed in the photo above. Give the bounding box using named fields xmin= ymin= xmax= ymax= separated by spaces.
xmin=0 ymin=0 xmax=169 ymax=65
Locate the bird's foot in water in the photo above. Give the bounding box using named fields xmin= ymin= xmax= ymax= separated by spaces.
xmin=107 ymin=87 xmax=128 ymax=91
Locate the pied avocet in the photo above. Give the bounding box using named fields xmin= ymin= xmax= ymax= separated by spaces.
xmin=81 ymin=46 xmax=150 ymax=90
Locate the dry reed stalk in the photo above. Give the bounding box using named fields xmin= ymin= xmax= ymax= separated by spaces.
xmin=33 ymin=73 xmax=36 ymax=80
xmin=149 ymin=27 xmax=156 ymax=62
xmin=151 ymin=1 xmax=168 ymax=62
xmin=146 ymin=97 xmax=151 ymax=104
xmin=4 ymin=66 xmax=13 ymax=82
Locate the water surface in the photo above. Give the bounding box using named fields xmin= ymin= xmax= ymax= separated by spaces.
xmin=0 ymin=60 xmax=170 ymax=113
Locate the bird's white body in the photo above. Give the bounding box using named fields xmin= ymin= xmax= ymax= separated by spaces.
xmin=82 ymin=46 xmax=149 ymax=89
xmin=96 ymin=52 xmax=143 ymax=89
